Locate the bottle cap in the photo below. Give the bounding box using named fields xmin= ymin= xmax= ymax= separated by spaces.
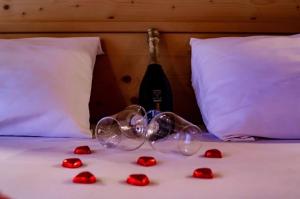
xmin=148 ymin=28 xmax=159 ymax=39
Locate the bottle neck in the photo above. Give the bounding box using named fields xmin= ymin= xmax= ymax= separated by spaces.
xmin=149 ymin=37 xmax=159 ymax=64
xmin=148 ymin=29 xmax=160 ymax=64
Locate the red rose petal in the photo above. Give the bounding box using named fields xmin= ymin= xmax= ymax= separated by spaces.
xmin=73 ymin=171 xmax=96 ymax=184
xmin=204 ymin=149 xmax=222 ymax=158
xmin=126 ymin=174 xmax=150 ymax=186
xmin=62 ymin=158 xmax=83 ymax=168
xmin=193 ymin=168 xmax=213 ymax=179
xmin=137 ymin=156 xmax=157 ymax=167
xmin=74 ymin=146 xmax=92 ymax=154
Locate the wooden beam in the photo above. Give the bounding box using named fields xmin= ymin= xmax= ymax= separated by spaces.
xmin=0 ymin=21 xmax=300 ymax=33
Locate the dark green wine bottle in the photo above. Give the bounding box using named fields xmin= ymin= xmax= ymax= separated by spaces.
xmin=138 ymin=28 xmax=173 ymax=122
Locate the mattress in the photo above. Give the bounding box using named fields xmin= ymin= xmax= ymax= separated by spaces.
xmin=1 ymin=134 xmax=300 ymax=199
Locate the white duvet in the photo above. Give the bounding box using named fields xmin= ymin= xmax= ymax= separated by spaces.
xmin=0 ymin=135 xmax=300 ymax=199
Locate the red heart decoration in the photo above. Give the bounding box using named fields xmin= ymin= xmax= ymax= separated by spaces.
xmin=126 ymin=174 xmax=150 ymax=186
xmin=74 ymin=146 xmax=92 ymax=154
xmin=62 ymin=158 xmax=83 ymax=168
xmin=137 ymin=156 xmax=157 ymax=167
xmin=73 ymin=171 xmax=96 ymax=184
xmin=193 ymin=168 xmax=214 ymax=179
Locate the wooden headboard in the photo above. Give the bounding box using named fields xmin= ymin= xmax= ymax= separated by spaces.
xmin=1 ymin=0 xmax=299 ymax=125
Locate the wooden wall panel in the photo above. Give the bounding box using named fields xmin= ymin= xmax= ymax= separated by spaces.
xmin=0 ymin=0 xmax=300 ymax=33
xmin=0 ymin=33 xmax=238 ymax=125
xmin=1 ymin=0 xmax=299 ymax=22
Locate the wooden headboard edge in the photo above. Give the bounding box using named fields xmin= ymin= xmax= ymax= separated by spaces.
xmin=0 ymin=21 xmax=300 ymax=34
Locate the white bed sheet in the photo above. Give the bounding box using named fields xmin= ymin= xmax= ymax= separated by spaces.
xmin=1 ymin=134 xmax=300 ymax=199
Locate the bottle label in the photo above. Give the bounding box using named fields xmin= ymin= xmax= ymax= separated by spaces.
xmin=152 ymin=89 xmax=162 ymax=103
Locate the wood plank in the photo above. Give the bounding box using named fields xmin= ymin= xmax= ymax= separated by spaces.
xmin=1 ymin=0 xmax=299 ymax=22
xmin=0 ymin=0 xmax=300 ymax=33
xmin=0 ymin=21 xmax=300 ymax=33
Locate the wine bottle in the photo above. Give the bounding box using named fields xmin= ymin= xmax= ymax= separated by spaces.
xmin=138 ymin=28 xmax=173 ymax=122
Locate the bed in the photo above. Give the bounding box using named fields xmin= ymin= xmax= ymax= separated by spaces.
xmin=1 ymin=135 xmax=300 ymax=199
xmin=1 ymin=1 xmax=300 ymax=199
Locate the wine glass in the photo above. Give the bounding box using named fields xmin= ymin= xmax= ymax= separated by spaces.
xmin=146 ymin=112 xmax=203 ymax=156
xmin=95 ymin=105 xmax=147 ymax=151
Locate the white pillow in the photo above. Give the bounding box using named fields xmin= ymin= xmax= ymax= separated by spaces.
xmin=0 ymin=37 xmax=102 ymax=138
xmin=190 ymin=34 xmax=300 ymax=141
